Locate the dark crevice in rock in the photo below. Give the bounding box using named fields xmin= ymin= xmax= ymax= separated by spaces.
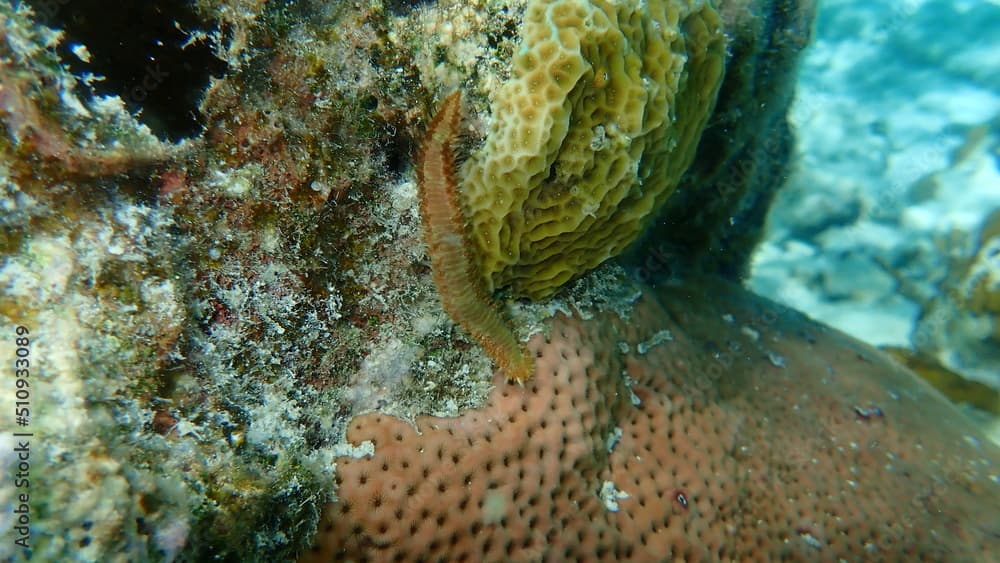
xmin=26 ymin=0 xmax=228 ymax=141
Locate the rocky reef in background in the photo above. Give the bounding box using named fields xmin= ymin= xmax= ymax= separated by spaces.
xmin=749 ymin=0 xmax=1000 ymax=418
xmin=1 ymin=0 xmax=996 ymax=561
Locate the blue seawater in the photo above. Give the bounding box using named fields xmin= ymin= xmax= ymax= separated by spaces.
xmin=750 ymin=0 xmax=1000 ymax=393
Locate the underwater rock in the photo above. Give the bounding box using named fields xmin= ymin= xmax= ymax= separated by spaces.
xmin=1 ymin=0 xmax=385 ymax=559
xmin=24 ymin=0 xmax=227 ymax=140
xmin=628 ymin=0 xmax=817 ymax=280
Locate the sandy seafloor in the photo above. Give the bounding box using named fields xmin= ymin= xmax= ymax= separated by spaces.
xmin=749 ymin=0 xmax=1000 ymax=403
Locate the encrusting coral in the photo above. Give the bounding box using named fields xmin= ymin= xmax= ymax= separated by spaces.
xmin=303 ymin=278 xmax=1000 ymax=561
xmin=460 ymin=0 xmax=726 ymax=299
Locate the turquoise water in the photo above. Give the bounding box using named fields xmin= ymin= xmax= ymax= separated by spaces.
xmin=751 ymin=0 xmax=1000 ymax=394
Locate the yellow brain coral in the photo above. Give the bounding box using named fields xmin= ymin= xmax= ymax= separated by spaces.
xmin=462 ymin=0 xmax=726 ymax=299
